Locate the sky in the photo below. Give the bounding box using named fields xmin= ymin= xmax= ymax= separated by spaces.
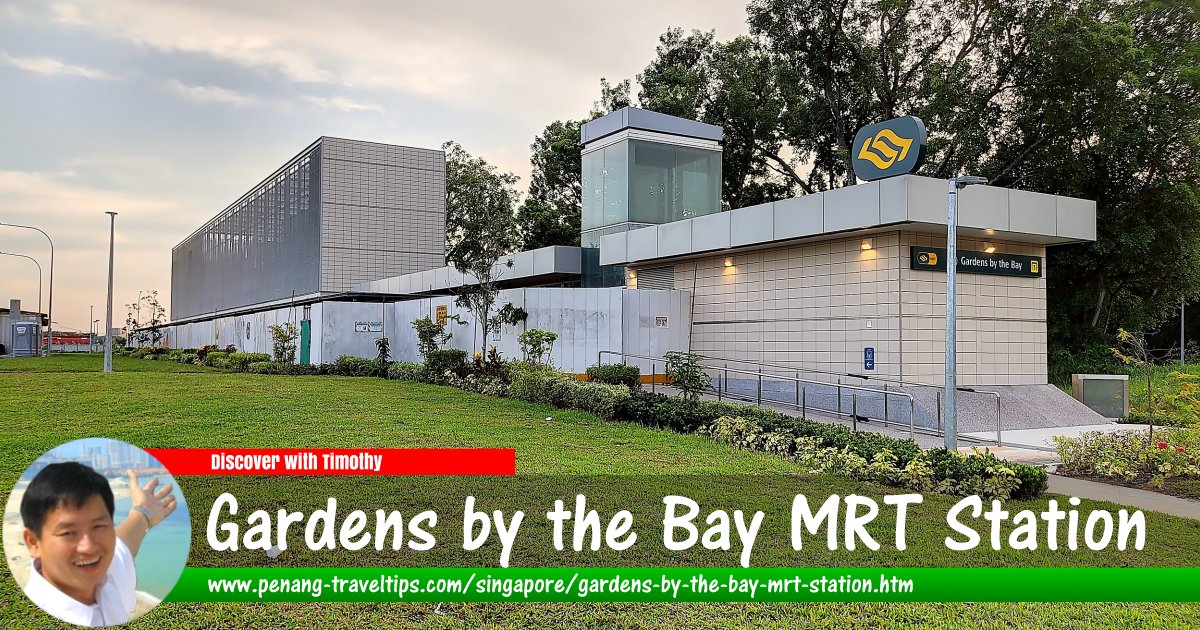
xmin=0 ymin=0 xmax=751 ymax=334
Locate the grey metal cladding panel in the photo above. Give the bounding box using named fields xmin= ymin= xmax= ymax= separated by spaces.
xmin=1009 ymin=189 xmax=1058 ymax=235
xmin=581 ymin=107 xmax=723 ymax=144
xmin=658 ymin=220 xmax=692 ymax=257
xmin=626 ymin=225 xmax=659 ymax=261
xmin=599 ymin=232 xmax=628 ymax=266
xmin=877 ymin=176 xmax=909 ymax=224
xmin=906 ymin=175 xmax=946 ymax=223
xmin=823 ymin=181 xmax=880 ymax=232
xmin=730 ymin=203 xmax=774 ymax=247
xmin=509 ymin=251 xmax=535 ymax=278
xmin=625 ymin=108 xmax=722 ymax=141
xmin=553 ymin=246 xmax=583 ymax=273
xmin=171 ymin=144 xmax=321 ymax=320
xmin=1056 ymin=196 xmax=1097 ymax=241
xmin=691 ymin=211 xmax=731 ymax=252
xmin=581 ymin=109 xmax=627 ymax=143
xmin=958 ymin=186 xmax=1010 ymax=232
xmin=773 ymin=195 xmax=823 ymax=239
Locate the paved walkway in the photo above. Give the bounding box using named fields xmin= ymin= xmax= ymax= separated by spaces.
xmin=1046 ymin=474 xmax=1200 ymax=519
xmin=659 ymin=384 xmax=1200 ymax=518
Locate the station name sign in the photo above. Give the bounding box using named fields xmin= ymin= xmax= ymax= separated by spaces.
xmin=911 ymin=247 xmax=1041 ymax=278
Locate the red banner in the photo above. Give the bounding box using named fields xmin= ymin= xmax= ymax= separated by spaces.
xmin=144 ymin=448 xmax=515 ymax=476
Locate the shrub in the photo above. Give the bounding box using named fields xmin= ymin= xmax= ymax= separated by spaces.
xmin=196 ymin=344 xmax=219 ymax=361
xmin=328 ymin=355 xmax=383 ymax=377
xmin=510 ymin=364 xmax=628 ymax=420
xmin=587 ymin=364 xmax=641 ymax=388
xmin=1053 ymin=428 xmax=1200 ymax=488
xmin=425 ymin=349 xmax=468 ymax=377
xmin=518 ymin=329 xmax=558 ymax=365
xmin=278 ymin=364 xmax=319 ymax=376
xmin=664 ymin=351 xmax=711 ymax=402
xmin=443 ymin=372 xmax=510 ymax=397
xmin=375 ymin=337 xmax=391 ymax=376
xmin=510 ymin=364 xmax=574 ymax=406
xmin=227 ymin=352 xmax=272 ymax=372
xmin=388 ymin=362 xmax=426 ymax=382
xmin=471 ymin=346 xmax=508 ymax=378
xmin=412 ymin=316 xmax=455 ymax=357
xmin=268 ymin=322 xmax=298 ymax=364
xmin=206 ymin=355 xmax=232 ymax=370
xmin=247 ymin=361 xmax=279 ymax=374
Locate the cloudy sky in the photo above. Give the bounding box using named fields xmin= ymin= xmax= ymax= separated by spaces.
xmin=0 ymin=0 xmax=749 ymax=333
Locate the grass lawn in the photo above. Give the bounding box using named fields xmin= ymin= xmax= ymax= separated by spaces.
xmin=2 ymin=355 xmax=1199 ymax=628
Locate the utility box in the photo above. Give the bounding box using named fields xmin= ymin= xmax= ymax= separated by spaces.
xmin=10 ymin=321 xmax=41 ymax=357
xmin=1071 ymin=374 xmax=1129 ymax=420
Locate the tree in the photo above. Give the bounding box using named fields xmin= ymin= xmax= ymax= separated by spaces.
xmin=639 ymin=29 xmax=792 ymax=208
xmin=515 ymin=120 xmax=586 ymax=249
xmin=268 ymin=322 xmax=298 ymax=364
xmin=443 ymin=140 xmax=521 ymax=354
xmin=516 ymin=78 xmax=636 ymax=250
xmin=125 ymin=290 xmax=166 ymax=346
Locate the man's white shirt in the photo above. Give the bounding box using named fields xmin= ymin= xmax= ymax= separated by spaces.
xmin=23 ymin=537 xmax=137 ymax=627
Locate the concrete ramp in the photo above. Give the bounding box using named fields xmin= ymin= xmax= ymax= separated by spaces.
xmin=888 ymin=384 xmax=1111 ymax=434
xmin=719 ymin=378 xmax=1111 ymax=442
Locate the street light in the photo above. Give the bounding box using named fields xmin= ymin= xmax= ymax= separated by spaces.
xmin=104 ymin=211 xmax=118 ymax=373
xmin=945 ymin=175 xmax=989 ymax=450
xmin=0 ymin=222 xmax=54 ymax=356
xmin=0 ymin=251 xmax=43 ymax=338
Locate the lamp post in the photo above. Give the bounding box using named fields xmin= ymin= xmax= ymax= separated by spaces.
xmin=0 ymin=222 xmax=54 ymax=356
xmin=0 ymin=251 xmax=43 ymax=337
xmin=104 ymin=211 xmax=118 ymax=373
xmin=944 ymin=175 xmax=989 ymax=450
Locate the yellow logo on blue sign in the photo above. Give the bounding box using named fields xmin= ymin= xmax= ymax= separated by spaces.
xmin=852 ymin=116 xmax=928 ymax=181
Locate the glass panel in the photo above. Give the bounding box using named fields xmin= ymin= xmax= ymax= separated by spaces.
xmin=602 ymin=141 xmax=629 ymax=226
xmin=580 ymin=149 xmax=605 ymax=232
xmin=630 ymin=141 xmax=673 ymax=224
xmin=629 ymin=140 xmax=720 ymax=224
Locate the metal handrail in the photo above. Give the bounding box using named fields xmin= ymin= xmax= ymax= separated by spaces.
xmin=688 ymin=353 xmax=1005 ymax=447
xmin=598 ymin=350 xmax=917 ymax=440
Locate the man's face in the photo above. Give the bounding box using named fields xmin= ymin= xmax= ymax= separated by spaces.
xmin=22 ymin=494 xmax=116 ymax=604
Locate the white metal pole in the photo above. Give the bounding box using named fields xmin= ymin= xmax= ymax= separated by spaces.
xmin=0 ymin=252 xmax=42 ymax=334
xmin=0 ymin=223 xmax=54 ymax=356
xmin=944 ymin=178 xmax=959 ymax=450
xmin=1182 ymin=299 xmax=1186 ymax=364
xmin=104 ymin=212 xmax=118 ymax=373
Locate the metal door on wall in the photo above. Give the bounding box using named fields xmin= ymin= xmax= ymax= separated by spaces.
xmin=300 ymin=319 xmax=311 ymax=365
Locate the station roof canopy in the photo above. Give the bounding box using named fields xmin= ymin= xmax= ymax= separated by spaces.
xmin=355 ymin=246 xmax=582 ymax=296
xmin=599 ymin=175 xmax=1096 ymax=267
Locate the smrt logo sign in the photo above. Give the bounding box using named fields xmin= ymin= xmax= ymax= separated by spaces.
xmin=851 ymin=116 xmax=928 ymax=181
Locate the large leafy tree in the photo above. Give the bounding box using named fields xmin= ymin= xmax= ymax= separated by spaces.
xmin=514 ymin=120 xmax=586 ymax=250
xmin=443 ymin=140 xmax=520 ymax=353
xmin=1003 ymin=1 xmax=1200 ymax=358
xmin=515 ymin=78 xmax=632 ymax=250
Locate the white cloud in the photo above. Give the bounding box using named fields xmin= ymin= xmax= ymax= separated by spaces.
xmin=165 ymin=78 xmax=260 ymax=107
xmin=301 ymin=95 xmax=384 ymax=113
xmin=0 ymin=53 xmax=117 ymax=80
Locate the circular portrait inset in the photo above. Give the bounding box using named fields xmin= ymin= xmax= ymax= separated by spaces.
xmin=4 ymin=438 xmax=190 ymax=627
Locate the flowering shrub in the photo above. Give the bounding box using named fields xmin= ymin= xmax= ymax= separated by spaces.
xmin=1053 ymin=428 xmax=1200 ymax=488
xmin=704 ymin=415 xmax=1034 ymax=500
